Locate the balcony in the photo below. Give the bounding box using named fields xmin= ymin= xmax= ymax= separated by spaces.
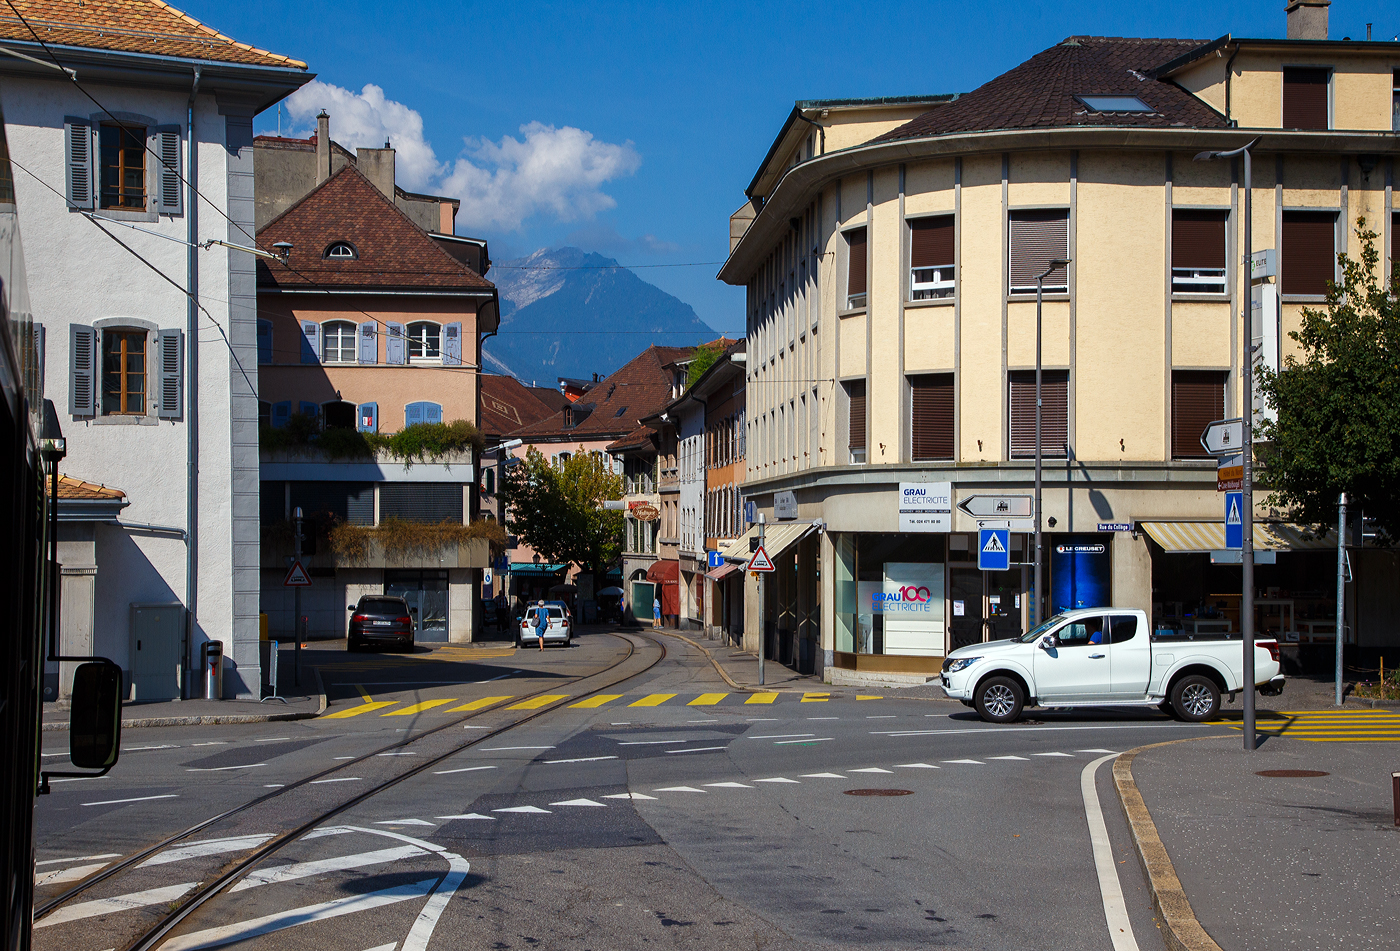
xmin=1171 ymin=267 xmax=1227 ymax=295
xmin=910 ymin=265 xmax=954 ymax=301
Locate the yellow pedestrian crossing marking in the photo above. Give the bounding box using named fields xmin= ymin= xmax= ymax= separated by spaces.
xmin=745 ymin=692 xmax=778 ymax=704
xmin=382 ymin=698 xmax=457 ymax=716
xmin=445 ymin=696 xmax=513 ymax=712
xmin=857 ymin=695 xmax=883 ymax=701
xmin=570 ymin=694 xmax=623 ymax=708
xmin=321 ymin=701 xmax=397 ymax=719
xmin=688 ymin=693 xmax=728 ymax=706
xmin=630 ymin=693 xmax=677 ymax=707
xmin=354 ymin=684 xmax=372 ymax=701
xmin=800 ymin=692 xmax=830 ymax=703
xmin=507 ymin=695 xmax=570 ymax=710
xmin=1226 ymin=711 xmax=1400 ymax=742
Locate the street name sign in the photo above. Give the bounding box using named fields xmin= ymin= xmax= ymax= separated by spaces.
xmin=1217 ymin=453 xmax=1243 ymax=492
xmin=283 ymin=560 xmax=311 ymax=587
xmin=978 ymin=529 xmax=1010 ymax=572
xmin=747 ymin=545 xmax=776 ymax=572
xmin=1097 ymin=522 xmax=1132 ymax=533
xmin=1200 ymin=418 xmax=1243 ymax=455
xmin=898 ymin=481 xmax=952 ymax=532
xmin=1224 ymin=492 xmax=1243 ymax=550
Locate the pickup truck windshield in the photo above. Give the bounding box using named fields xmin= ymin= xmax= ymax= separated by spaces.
xmin=1018 ymin=614 xmax=1069 ymax=643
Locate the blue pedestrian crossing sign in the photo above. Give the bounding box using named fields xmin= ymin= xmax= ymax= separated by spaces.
xmin=978 ymin=529 xmax=1010 ymax=571
xmin=1224 ymin=491 xmax=1243 ymax=550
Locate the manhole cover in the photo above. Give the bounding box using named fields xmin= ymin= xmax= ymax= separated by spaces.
xmin=843 ymin=788 xmax=913 ymax=797
xmin=1255 ymin=769 xmax=1329 ymax=778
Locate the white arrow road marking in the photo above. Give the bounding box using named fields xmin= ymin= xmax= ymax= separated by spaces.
xmin=988 ymin=755 xmax=1030 ymax=761
xmin=653 ymin=786 xmax=705 ymax=793
xmin=186 ymin=764 xmax=266 ymax=772
xmin=81 ymin=794 xmax=177 ymax=807
xmin=337 ymin=825 xmax=471 ymax=951
xmin=1033 ymin=752 xmax=1075 ymax=757
xmin=800 ymin=773 xmax=845 ymax=779
xmin=1082 ymin=755 xmax=1141 ymax=951
xmin=435 ymin=813 xmax=495 ymax=820
xmin=602 ymin=792 xmax=656 ymax=800
xmin=362 ymin=945 xmax=397 ymax=951
xmin=895 ymin=763 xmax=940 ymax=769
xmin=159 ymin=879 xmax=441 ymax=951
xmin=35 ymin=862 xmax=108 ymax=887
xmin=36 ymin=883 xmax=196 ymax=927
xmin=231 ymin=846 xmax=428 ymax=892
xmin=849 ymin=767 xmax=894 ymax=773
xmin=942 ymin=759 xmax=984 ymax=765
xmin=375 ymin=819 xmax=435 ymax=827
xmin=754 ymin=777 xmax=800 ymax=783
xmin=433 ymin=766 xmax=497 ymax=775
xmin=36 ymin=853 xmax=121 ymax=867
xmin=492 ymin=806 xmax=551 ymax=814
xmin=704 ymin=782 xmax=753 ymax=788
xmin=550 ymin=798 xmax=607 ymax=807
xmin=140 ymin=834 xmax=274 ymax=868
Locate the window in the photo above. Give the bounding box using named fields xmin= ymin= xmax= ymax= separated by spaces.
xmin=101 ymin=328 xmax=146 ymax=415
xmin=99 ymin=122 xmax=145 ymax=210
xmin=324 ymin=241 xmax=358 ymax=260
xmin=1171 ymin=210 xmax=1228 ymax=294
xmin=1171 ymin=370 xmax=1226 ymax=459
xmin=1075 ymin=95 xmax=1153 ymax=113
xmin=1056 ymin=616 xmax=1104 ymax=647
xmin=258 ymin=400 xmax=271 ymax=427
xmin=1281 ymin=211 xmax=1336 ymax=296
xmin=910 ymin=216 xmax=955 ymax=300
xmin=846 ymin=379 xmax=866 ymax=464
xmin=290 ymin=481 xmax=375 ymax=527
xmin=257 ymin=319 xmax=273 ymax=365
xmin=323 ymin=400 xmax=356 ymax=430
xmin=1008 ymin=370 xmax=1068 ymax=459
xmin=1008 ymin=210 xmax=1068 ymax=294
xmin=1110 ymin=615 xmax=1138 ymax=644
xmin=613 ymin=405 xmax=628 ymax=418
xmin=378 ymin=483 xmax=463 ymax=523
xmin=1283 ymin=67 xmax=1329 ymax=130
xmin=845 ymin=227 xmax=867 ymax=309
xmin=910 ymin=373 xmax=954 ymax=461
xmin=322 ymin=320 xmax=357 ymax=363
xmin=407 ymin=321 xmax=440 ymax=360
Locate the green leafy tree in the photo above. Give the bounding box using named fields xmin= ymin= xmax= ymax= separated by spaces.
xmin=686 ymin=340 xmax=727 ymax=387
xmin=501 ymin=446 xmax=624 ymax=588
xmin=1257 ymin=218 xmax=1400 ymax=538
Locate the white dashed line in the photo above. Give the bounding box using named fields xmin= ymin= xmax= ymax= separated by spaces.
xmin=82 ymin=794 xmax=178 ymax=807
xmin=664 ymin=745 xmax=728 ymax=754
xmin=774 ymin=737 xmax=833 ymax=744
xmin=433 ymin=766 xmax=498 ymax=775
xmin=544 ymin=756 xmax=618 ymax=764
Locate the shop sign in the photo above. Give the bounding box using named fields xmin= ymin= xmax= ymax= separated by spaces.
xmin=629 ymin=502 xmax=660 ymax=522
xmin=774 ymin=491 xmax=798 ymax=520
xmin=1050 ymin=535 xmax=1111 ymax=614
xmin=1217 ymin=453 xmax=1243 ymax=492
xmin=870 ymin=584 xmax=937 ymax=614
xmin=898 ymin=481 xmax=952 ymax=532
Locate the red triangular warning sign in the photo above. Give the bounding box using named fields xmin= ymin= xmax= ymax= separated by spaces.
xmin=283 ymin=560 xmax=312 ymax=587
xmin=747 ymin=545 xmax=776 ymax=572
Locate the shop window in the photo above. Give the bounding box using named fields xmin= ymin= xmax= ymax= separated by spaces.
xmin=845 ymin=379 xmax=866 ymax=464
xmin=1281 ymin=211 xmax=1336 ymax=297
xmin=1008 ymin=210 xmax=1068 ymax=295
xmin=1008 ymin=370 xmax=1067 ymax=458
xmin=833 ymin=533 xmax=948 ymax=657
xmin=1171 ymin=370 xmax=1227 ymax=459
xmin=1171 ymin=209 xmax=1227 ymax=294
xmin=1283 ymin=67 xmax=1329 ymax=130
xmin=909 ymin=215 xmax=954 ymax=300
xmin=910 ymin=373 xmax=954 ymax=461
xmin=845 ymin=227 xmax=867 ymax=309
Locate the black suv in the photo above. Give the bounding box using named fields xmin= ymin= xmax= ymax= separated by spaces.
xmin=347 ymin=596 xmax=415 ymax=652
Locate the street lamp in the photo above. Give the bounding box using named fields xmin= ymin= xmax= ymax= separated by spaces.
xmin=1195 ymin=137 xmax=1260 ymax=752
xmin=1033 ymin=258 xmax=1070 ymax=631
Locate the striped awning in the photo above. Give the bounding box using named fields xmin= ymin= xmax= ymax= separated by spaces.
xmin=1139 ymin=521 xmax=1336 ymax=553
xmin=720 ymin=522 xmax=817 ymax=564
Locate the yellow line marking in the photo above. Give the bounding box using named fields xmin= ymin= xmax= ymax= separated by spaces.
xmin=381 ymin=699 xmax=457 ymax=716
xmin=1284 ymin=737 xmax=1400 ymax=742
xmin=354 ymin=684 xmax=372 ymax=701
xmin=570 ymin=694 xmax=623 ymax=709
xmin=856 ymin=695 xmax=883 ymax=700
xmin=320 ymin=701 xmax=397 ymax=719
xmin=745 ymin=692 xmax=778 ymax=704
xmin=800 ymin=692 xmax=830 ymax=703
xmin=688 ymin=693 xmax=728 ymax=706
xmin=507 ymin=694 xmax=570 ymax=710
xmin=629 ymin=693 xmax=677 ymax=707
xmin=445 ymin=696 xmax=513 ymax=712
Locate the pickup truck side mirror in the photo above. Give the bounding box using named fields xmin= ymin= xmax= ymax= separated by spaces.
xmin=1038 ymin=633 xmax=1057 ymax=651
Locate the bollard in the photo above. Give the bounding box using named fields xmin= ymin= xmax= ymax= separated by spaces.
xmin=201 ymin=640 xmax=223 ymax=700
xmin=268 ymin=640 xmax=279 ymax=699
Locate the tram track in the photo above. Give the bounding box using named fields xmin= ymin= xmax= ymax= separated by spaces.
xmin=33 ymin=629 xmax=667 ymax=951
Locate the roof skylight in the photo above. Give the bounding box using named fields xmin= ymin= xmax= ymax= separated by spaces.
xmin=1076 ymin=95 xmax=1153 ymax=113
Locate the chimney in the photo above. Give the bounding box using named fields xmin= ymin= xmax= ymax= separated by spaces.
xmin=1285 ymin=0 xmax=1329 ymax=39
xmin=315 ymin=110 xmax=330 ymax=184
xmin=355 ymin=141 xmax=396 ymax=200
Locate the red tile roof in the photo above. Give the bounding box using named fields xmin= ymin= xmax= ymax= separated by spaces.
xmin=606 ymin=424 xmax=657 ymax=453
xmin=257 ymin=165 xmax=493 ymax=291
xmin=0 ymin=1 xmax=306 ymax=69
xmin=509 ymin=345 xmax=693 ymax=442
xmin=874 ymin=36 xmax=1227 ymax=143
xmin=54 ymin=475 xmax=125 ymax=500
xmin=480 ymin=374 xmax=560 ymax=439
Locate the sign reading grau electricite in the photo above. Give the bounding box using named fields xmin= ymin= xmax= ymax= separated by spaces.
xmin=898 ymin=481 xmax=952 ymax=532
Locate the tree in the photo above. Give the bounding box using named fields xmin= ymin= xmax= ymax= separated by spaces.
xmin=500 ymin=447 xmax=624 ymax=587
xmin=686 ymin=340 xmax=727 ymax=388
xmin=1257 ymin=218 xmax=1400 ymax=539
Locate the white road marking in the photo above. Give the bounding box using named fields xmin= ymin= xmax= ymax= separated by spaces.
xmin=46 ymin=776 xmax=106 ymax=784
xmin=122 ymin=745 xmax=179 ymax=752
xmin=544 ymin=756 xmax=618 ymax=764
xmin=1079 ymin=748 xmax=1118 ymax=754
xmin=362 ymin=945 xmax=397 ymax=951
xmin=232 ymin=846 xmax=427 ymax=892
xmin=255 ymin=737 xmax=291 ymax=743
xmin=140 ymin=834 xmax=274 ymax=868
xmin=191 ymin=741 xmax=228 ymax=746
xmin=35 ymin=853 xmax=121 ymax=867
xmin=747 ymin=733 xmax=813 ymax=740
xmin=895 ymin=763 xmax=940 ymax=769
xmin=801 ymin=772 xmax=845 ymax=779
xmin=433 ymin=766 xmax=498 ymax=775
xmin=375 ymin=819 xmax=435 ymax=827
xmin=942 ymin=759 xmax=984 ymax=765
xmin=303 ymin=827 xmax=356 ymax=840
xmin=377 ymin=752 xmax=417 ymax=757
xmin=704 ymin=782 xmax=753 ymax=788
xmin=866 ymin=715 xmax=897 ymax=719
xmin=493 ymin=806 xmax=550 ymax=814
xmin=311 ymin=777 xmax=362 ymax=784
xmin=402 ymin=853 xmax=471 ymax=951
xmin=850 ymin=767 xmax=894 ymax=773
xmin=82 ymin=794 xmax=177 ymax=807
xmin=754 ymin=777 xmax=800 ymax=783
xmin=664 ymin=745 xmax=727 ymax=754
xmin=35 ymin=862 xmax=107 ymax=887
xmin=551 ymin=798 xmax=606 ymax=807
xmin=745 ymin=717 xmax=779 ymax=722
xmin=333 ymin=756 xmax=356 ymax=760
xmin=39 ymin=752 xmax=67 ymax=757
xmin=36 ymin=882 xmax=196 ymax=927
xmin=805 ymin=717 xmax=839 ymax=721
xmin=480 ymin=746 xmax=554 ymax=751
xmin=603 ymin=792 xmax=656 ymax=800
xmin=774 ymin=737 xmax=833 ymax=745
xmin=653 ymin=786 xmax=705 ymax=793
xmin=617 ymin=740 xmax=687 ymax=746
xmin=1082 ymin=755 xmax=1141 ymax=951
xmin=186 ymin=763 xmax=265 ymax=772
xmin=264 ymin=784 xmax=285 ymax=788
xmin=1034 ymin=752 xmax=1075 ymax=757
xmin=435 ymin=813 xmax=494 ymax=820
xmin=872 ymin=724 xmax=1207 ymax=738
xmin=988 ymin=755 xmax=1030 ymax=761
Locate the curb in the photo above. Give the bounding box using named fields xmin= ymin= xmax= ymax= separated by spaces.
xmin=656 ymin=630 xmax=752 ymax=692
xmin=41 ymin=670 xmax=328 ymax=732
xmin=1112 ymin=736 xmax=1227 ymax=951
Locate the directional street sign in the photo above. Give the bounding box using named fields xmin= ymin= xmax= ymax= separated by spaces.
xmin=958 ymin=495 xmax=1033 ymax=519
xmin=707 ymin=550 xmax=724 ymax=569
xmin=1217 ymin=453 xmax=1243 ymax=492
xmin=978 ymin=529 xmax=1010 ymax=572
xmin=283 ymin=559 xmax=311 ymax=587
xmin=747 ymin=545 xmax=776 ymax=572
xmin=1200 ymin=418 xmax=1243 ymax=456
xmin=1224 ymin=492 xmax=1243 ymax=550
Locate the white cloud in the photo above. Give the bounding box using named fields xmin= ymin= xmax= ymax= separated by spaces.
xmin=282 ymin=82 xmax=641 ymax=232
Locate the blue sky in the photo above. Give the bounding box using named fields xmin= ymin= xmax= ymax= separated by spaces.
xmin=180 ymin=0 xmax=1361 ymax=335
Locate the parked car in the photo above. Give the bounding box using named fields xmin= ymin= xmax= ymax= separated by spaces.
xmin=347 ymin=596 xmax=416 ymax=653
xmin=940 ymin=607 xmax=1284 ymax=724
xmin=518 ymin=603 xmax=572 ymax=648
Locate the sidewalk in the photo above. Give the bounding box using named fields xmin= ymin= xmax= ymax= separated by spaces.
xmin=1118 ymin=733 xmax=1400 ymax=951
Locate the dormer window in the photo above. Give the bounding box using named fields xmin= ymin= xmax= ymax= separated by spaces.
xmin=1075 ymin=95 xmax=1153 ymax=113
xmin=324 ymin=241 xmax=358 ymax=260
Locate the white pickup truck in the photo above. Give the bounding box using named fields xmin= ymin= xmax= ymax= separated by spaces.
xmin=940 ymin=607 xmax=1285 ymax=723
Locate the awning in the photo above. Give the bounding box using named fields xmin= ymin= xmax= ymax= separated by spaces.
xmin=705 ymin=561 xmax=741 ymax=582
xmin=1139 ymin=521 xmax=1336 ymax=553
xmin=720 ymin=521 xmax=817 ymax=563
xmin=510 ymin=562 xmax=568 ymax=576
xmin=646 ymin=559 xmax=680 ymax=583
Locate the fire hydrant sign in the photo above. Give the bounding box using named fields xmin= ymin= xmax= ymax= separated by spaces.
xmin=747 ymin=545 xmax=775 ymax=572
xmin=283 ymin=560 xmax=312 ymax=587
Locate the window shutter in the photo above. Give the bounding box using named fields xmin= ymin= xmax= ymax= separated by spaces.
xmin=442 ymin=321 xmax=462 ymax=366
xmin=378 ymin=483 xmax=464 ymax=523
xmin=256 ymin=319 xmax=273 ymax=365
xmin=1283 ymin=68 xmax=1329 ymax=130
xmin=1008 ymin=370 xmax=1068 ymax=458
xmin=1008 ymin=210 xmax=1069 ymax=293
xmin=155 ymin=328 xmax=184 ymax=420
xmin=910 ymin=373 xmax=954 ymax=461
xmin=300 ymin=321 xmax=321 ymax=364
xmin=69 ymin=324 xmax=96 ymax=416
xmin=910 ymin=216 xmax=954 ymax=268
xmin=357 ymin=321 xmax=377 ymax=365
xmin=31 ymin=323 xmax=45 ymax=398
xmin=1171 ymin=370 xmax=1227 ymax=459
xmin=847 ymin=379 xmax=866 ymax=451
xmin=299 ymin=400 xmax=320 ymax=419
xmin=271 ymin=400 xmax=291 ymax=428
xmin=405 ymin=401 xmax=425 ymax=428
xmin=1171 ymin=210 xmax=1227 ymax=269
xmin=423 ymin=402 xmax=443 ymax=424
xmin=64 ymin=118 xmax=93 ymax=210
xmin=357 ymin=402 xmax=378 ymax=433
xmin=1281 ymin=211 xmax=1336 ymax=296
xmin=153 ymin=126 xmax=182 ymax=216
xmin=385 ymin=321 xmax=407 ymax=365
xmin=846 ymin=228 xmax=867 ymax=301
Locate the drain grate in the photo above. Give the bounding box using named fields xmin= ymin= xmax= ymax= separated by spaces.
xmin=1256 ymin=769 xmax=1329 ymax=778
xmin=844 ymin=788 xmax=914 ymax=797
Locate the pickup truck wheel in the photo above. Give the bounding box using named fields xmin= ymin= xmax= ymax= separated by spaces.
xmin=1171 ymin=674 xmax=1221 ymax=722
xmin=974 ymin=676 xmax=1024 ymax=724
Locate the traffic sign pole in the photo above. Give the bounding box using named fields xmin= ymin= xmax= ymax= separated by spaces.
xmin=757 ymin=516 xmax=765 ymax=687
xmin=293 ymin=506 xmax=303 ymax=688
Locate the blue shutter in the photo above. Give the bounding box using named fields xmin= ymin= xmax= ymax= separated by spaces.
xmin=423 ymin=402 xmax=442 ymax=424
xmin=385 ymin=322 xmax=406 ymax=365
xmin=256 ymin=319 xmax=273 ymax=365
xmin=357 ymin=402 xmax=378 ymax=433
xmin=358 ymin=321 xmax=377 ymax=365
xmin=271 ymin=401 xmax=292 ymax=428
xmin=299 ymin=401 xmax=320 ymax=420
xmin=300 ymin=321 xmax=321 ymax=364
xmin=442 ymin=321 xmax=462 ymax=366
xmin=64 ymin=118 xmax=93 ymax=210
xmin=404 ymin=402 xmax=425 ymax=428
xmin=155 ymin=329 xmax=184 ymax=420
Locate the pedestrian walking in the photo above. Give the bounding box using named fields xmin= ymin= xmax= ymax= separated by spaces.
xmin=533 ymin=599 xmax=548 ymax=650
xmin=653 ymin=596 xmax=662 ymax=628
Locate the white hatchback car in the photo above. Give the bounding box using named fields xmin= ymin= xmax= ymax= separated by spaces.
xmin=518 ymin=604 xmax=572 ymax=648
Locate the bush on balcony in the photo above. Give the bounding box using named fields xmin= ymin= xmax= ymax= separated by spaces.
xmin=260 ymin=414 xmax=484 ymax=465
xmin=329 ymin=517 xmax=507 ymax=563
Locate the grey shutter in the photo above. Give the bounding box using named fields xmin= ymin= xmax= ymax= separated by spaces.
xmin=69 ymin=325 xmax=96 ymax=416
xmin=1008 ymin=210 xmax=1069 ymax=293
xmin=153 ymin=126 xmax=182 ymax=216
xmin=358 ymin=321 xmax=377 ymax=365
xmin=30 ymin=323 xmax=45 ymax=399
xmin=155 ymin=328 xmax=184 ymax=420
xmin=256 ymin=319 xmax=273 ymax=365
xmin=442 ymin=321 xmax=462 ymax=366
xmin=64 ymin=118 xmax=93 ymax=210
xmin=386 ymin=322 xmax=407 ymax=365
xmin=271 ymin=401 xmax=291 ymax=428
xmin=357 ymin=402 xmax=378 ymax=433
xmin=300 ymin=320 xmax=321 ymax=364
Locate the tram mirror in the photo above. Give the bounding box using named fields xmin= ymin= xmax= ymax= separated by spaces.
xmin=70 ymin=661 xmax=122 ymax=770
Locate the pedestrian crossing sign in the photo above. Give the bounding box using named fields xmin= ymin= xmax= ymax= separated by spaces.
xmin=747 ymin=545 xmax=776 ymax=572
xmin=978 ymin=529 xmax=1010 ymax=571
xmin=1224 ymin=490 xmax=1243 ymax=550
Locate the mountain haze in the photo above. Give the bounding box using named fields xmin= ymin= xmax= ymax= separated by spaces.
xmin=482 ymin=247 xmax=717 ymax=386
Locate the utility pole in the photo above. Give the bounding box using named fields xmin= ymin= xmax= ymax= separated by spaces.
xmin=757 ymin=515 xmax=766 ymax=687
xmin=1336 ymin=493 xmax=1346 ymax=706
xmin=1033 ymin=258 xmax=1070 ymax=628
xmin=293 ymin=506 xmax=303 ymax=688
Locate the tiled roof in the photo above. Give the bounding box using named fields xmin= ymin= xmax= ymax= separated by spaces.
xmin=480 ymin=374 xmax=559 ymax=439
xmin=0 ymin=1 xmax=306 ymax=69
xmin=530 ymin=387 xmax=570 ymax=413
xmin=54 ymin=475 xmax=125 ymax=500
xmin=509 ymin=345 xmax=693 ymax=442
xmin=874 ymin=36 xmax=1227 ymax=143
xmin=257 ymin=165 xmax=493 ymax=291
xmin=606 ymin=424 xmax=657 ymax=453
